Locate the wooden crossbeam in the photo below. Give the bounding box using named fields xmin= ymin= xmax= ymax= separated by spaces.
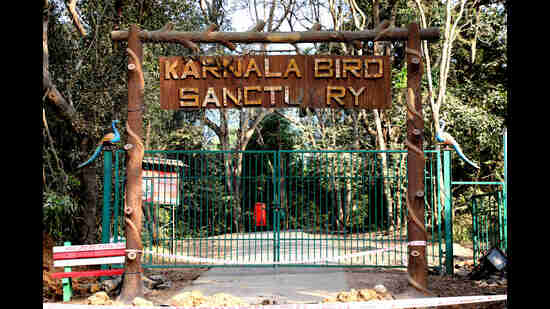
xmin=111 ymin=27 xmax=440 ymax=44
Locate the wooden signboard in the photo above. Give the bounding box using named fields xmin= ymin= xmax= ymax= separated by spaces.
xmin=159 ymin=55 xmax=391 ymax=110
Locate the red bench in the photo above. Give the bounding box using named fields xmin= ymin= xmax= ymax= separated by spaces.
xmin=50 ymin=242 xmax=126 ymax=301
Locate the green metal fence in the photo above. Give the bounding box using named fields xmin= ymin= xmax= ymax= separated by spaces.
xmin=110 ymin=149 xmax=446 ymax=269
xmin=471 ymin=190 xmax=507 ymax=265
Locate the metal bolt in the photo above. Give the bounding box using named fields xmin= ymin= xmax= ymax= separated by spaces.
xmin=410 ymin=250 xmax=420 ymax=257
xmin=413 ymin=128 xmax=422 ymax=136
xmin=411 ymin=57 xmax=420 ymax=64
xmin=127 ymin=251 xmax=137 ymax=260
xmin=416 ymin=191 xmax=424 ymax=198
xmin=128 ymin=63 xmax=136 ymax=70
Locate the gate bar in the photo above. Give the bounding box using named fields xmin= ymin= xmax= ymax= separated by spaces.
xmin=100 ymin=149 xmax=113 ymax=279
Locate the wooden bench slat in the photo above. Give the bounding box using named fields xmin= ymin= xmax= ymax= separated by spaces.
xmin=53 ymin=242 xmax=125 ymax=253
xmin=53 ymin=248 xmax=126 ymax=260
xmin=50 ymin=268 xmax=125 ymax=279
xmin=54 ymin=256 xmax=125 ymax=268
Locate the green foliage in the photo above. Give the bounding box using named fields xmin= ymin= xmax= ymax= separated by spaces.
xmin=393 ymin=65 xmax=407 ymax=89
xmin=43 ymin=0 xmax=211 ymax=243
xmin=247 ymin=113 xmax=298 ymax=151
xmin=43 ymin=191 xmax=81 ymax=243
xmin=453 ymin=213 xmax=474 ymax=244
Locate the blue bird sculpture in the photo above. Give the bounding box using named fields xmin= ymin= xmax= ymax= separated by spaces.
xmin=77 ymin=120 xmax=121 ymax=169
xmin=436 ymin=119 xmax=479 ymax=169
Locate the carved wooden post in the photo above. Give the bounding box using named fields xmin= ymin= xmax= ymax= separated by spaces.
xmin=118 ymin=24 xmax=145 ymax=303
xmin=405 ymin=23 xmax=430 ymax=295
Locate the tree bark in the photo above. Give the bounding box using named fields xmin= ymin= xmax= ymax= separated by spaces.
xmin=79 ymin=137 xmax=99 ymax=244
xmin=118 ymin=24 xmax=145 ymax=304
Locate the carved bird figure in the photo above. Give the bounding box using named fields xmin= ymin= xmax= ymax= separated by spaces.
xmin=77 ymin=120 xmax=121 ymax=169
xmin=436 ymin=119 xmax=479 ymax=169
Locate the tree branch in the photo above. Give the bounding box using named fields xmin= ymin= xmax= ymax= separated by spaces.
xmin=65 ymin=0 xmax=87 ymax=36
xmin=241 ymin=109 xmax=272 ymax=149
xmin=203 ymin=114 xmax=223 ymax=138
xmin=43 ymin=5 xmax=85 ymax=135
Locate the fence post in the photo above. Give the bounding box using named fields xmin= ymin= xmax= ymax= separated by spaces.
xmin=62 ymin=241 xmax=73 ymax=302
xmin=273 ymin=151 xmax=280 ymax=268
xmin=436 ymin=149 xmax=443 ymax=268
xmin=503 ymin=128 xmax=507 ymax=254
xmin=443 ymin=149 xmax=453 ymax=275
xmin=102 ymin=149 xmax=113 ymax=244
xmin=471 ymin=197 xmax=478 ymax=265
xmin=101 ymin=149 xmax=113 ymax=279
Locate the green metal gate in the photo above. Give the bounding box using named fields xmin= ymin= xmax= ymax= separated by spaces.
xmin=471 ymin=190 xmax=507 ymax=265
xmin=109 ymin=150 xmax=446 ymax=269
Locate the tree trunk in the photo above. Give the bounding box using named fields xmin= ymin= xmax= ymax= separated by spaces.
xmin=44 ymin=2 xmax=97 ymax=244
xmin=371 ymin=2 xmax=395 ymax=228
xmin=373 ymin=109 xmax=395 ymax=228
xmin=118 ymin=24 xmax=145 ymax=304
xmin=230 ymin=152 xmax=244 ymax=232
xmin=406 ymin=23 xmax=429 ymax=294
xmin=79 ymin=137 xmax=99 ymax=244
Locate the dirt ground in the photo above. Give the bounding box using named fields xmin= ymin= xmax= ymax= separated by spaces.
xmin=344 ymin=268 xmax=506 ymax=309
xmin=43 ymin=232 xmax=507 ymax=307
xmin=44 ymin=268 xmax=507 ymax=307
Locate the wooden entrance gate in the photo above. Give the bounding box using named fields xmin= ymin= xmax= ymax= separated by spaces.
xmin=110 ymin=22 xmax=440 ymax=299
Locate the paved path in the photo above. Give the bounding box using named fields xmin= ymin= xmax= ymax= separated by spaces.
xmin=166 ymin=230 xmax=409 ymax=266
xmin=180 ymin=267 xmax=350 ymax=304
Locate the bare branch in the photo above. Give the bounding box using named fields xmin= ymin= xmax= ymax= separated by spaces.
xmin=203 ymin=115 xmax=223 ymax=138
xmin=248 ymin=20 xmax=266 ymax=32
xmin=65 ymin=0 xmax=87 ymax=36
xmin=43 ymin=108 xmax=64 ymax=173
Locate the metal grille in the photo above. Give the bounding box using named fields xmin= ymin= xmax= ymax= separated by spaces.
xmin=111 ymin=150 xmax=445 ymax=269
xmin=471 ymin=191 xmax=507 ymax=265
